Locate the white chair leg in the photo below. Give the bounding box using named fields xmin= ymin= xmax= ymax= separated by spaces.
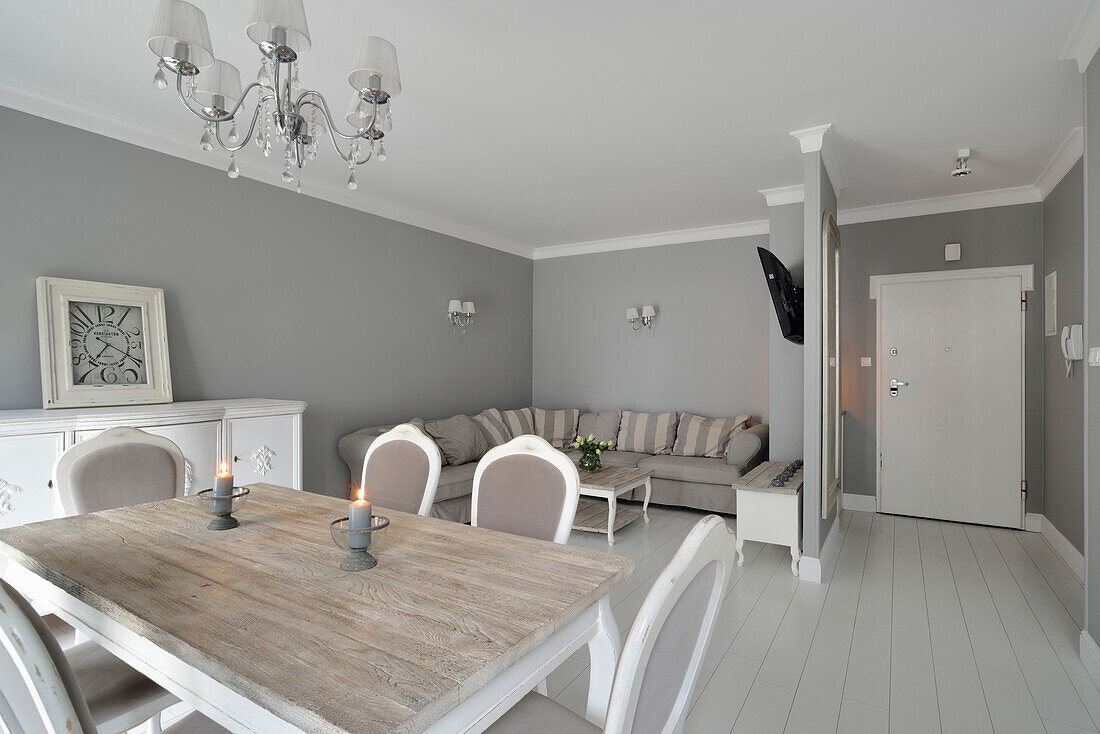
xmin=586 ymin=597 xmax=621 ymax=726
xmin=146 ymin=711 xmax=163 ymax=734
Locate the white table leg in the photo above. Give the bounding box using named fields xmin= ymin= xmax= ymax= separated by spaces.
xmin=642 ymin=478 xmax=651 ymax=523
xmin=586 ymin=597 xmax=620 ymax=727
xmin=606 ymin=496 xmax=617 ymax=546
xmin=790 ymin=546 xmax=801 ymax=577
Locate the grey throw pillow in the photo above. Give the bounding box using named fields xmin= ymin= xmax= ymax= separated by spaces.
xmin=472 ymin=408 xmax=511 ymax=448
xmin=533 ymin=407 xmax=580 ymax=448
xmin=617 ymin=410 xmax=679 ymax=455
xmin=423 ymin=414 xmax=489 ymax=466
xmin=672 ymin=413 xmax=751 ymax=458
xmin=577 ymin=409 xmax=621 ymax=446
xmin=499 ymin=407 xmax=535 ymax=437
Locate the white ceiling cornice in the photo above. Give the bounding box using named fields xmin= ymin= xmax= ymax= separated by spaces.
xmin=837 ymin=185 xmax=1041 ymax=226
xmin=530 ymin=220 xmax=770 ymax=261
xmin=0 ymin=76 xmax=535 ymax=260
xmin=759 ymin=185 xmax=805 ymax=206
xmin=1061 ymin=0 xmax=1100 ymax=73
xmin=1035 ymin=126 xmax=1084 ymax=197
xmin=790 ymin=123 xmax=846 ymax=193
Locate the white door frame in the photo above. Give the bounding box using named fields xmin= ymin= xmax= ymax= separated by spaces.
xmin=869 ymin=264 xmax=1034 ymax=516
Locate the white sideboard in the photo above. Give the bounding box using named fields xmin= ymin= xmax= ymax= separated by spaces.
xmin=0 ymin=399 xmax=306 ymax=529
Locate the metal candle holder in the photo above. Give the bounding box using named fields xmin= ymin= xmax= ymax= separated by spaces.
xmin=330 ymin=515 xmax=390 ymax=571
xmin=195 ymin=486 xmax=250 ymax=530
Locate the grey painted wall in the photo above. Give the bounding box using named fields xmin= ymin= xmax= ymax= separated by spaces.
xmin=531 ymin=237 xmax=770 ymax=423
xmin=801 ymin=151 xmax=839 ymax=558
xmin=1086 ymin=59 xmax=1100 ymax=642
xmin=838 ymin=204 xmax=1045 ymax=518
xmin=0 ymin=107 xmax=533 ymax=498
xmin=767 ymin=203 xmax=805 ymax=461
xmin=1043 ymin=160 xmax=1085 ymax=553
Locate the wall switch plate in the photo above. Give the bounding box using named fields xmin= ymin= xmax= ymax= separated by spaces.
xmin=1090 ymin=346 xmax=1100 ymax=367
xmin=860 ymin=357 xmax=872 ymax=367
xmin=945 ymin=242 xmax=961 ymax=261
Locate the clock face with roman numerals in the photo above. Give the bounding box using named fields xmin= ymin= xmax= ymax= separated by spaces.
xmin=68 ymin=301 xmax=148 ymax=386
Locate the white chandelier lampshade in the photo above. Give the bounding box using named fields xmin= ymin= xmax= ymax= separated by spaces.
xmin=626 ymin=307 xmax=640 ymax=321
xmin=348 ymin=36 xmax=401 ymax=99
xmin=461 ymin=302 xmax=476 ymax=315
xmin=192 ymin=60 xmax=243 ymax=115
xmin=148 ymin=0 xmax=215 ymax=73
xmin=448 ymin=300 xmax=463 ymax=314
xmin=641 ymin=305 xmax=656 ymax=319
xmin=246 ymin=0 xmax=312 ymax=56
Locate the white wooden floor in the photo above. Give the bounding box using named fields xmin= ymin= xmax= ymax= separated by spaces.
xmin=554 ymin=504 xmax=1097 ymax=734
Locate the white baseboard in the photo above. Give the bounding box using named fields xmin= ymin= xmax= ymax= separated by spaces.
xmin=1081 ymin=631 xmax=1100 ymax=692
xmin=1038 ymin=515 xmax=1085 ymax=584
xmin=841 ymin=493 xmax=877 ymax=512
xmin=799 ymin=512 xmax=842 ymax=583
xmin=1025 ymin=512 xmax=1043 ymax=532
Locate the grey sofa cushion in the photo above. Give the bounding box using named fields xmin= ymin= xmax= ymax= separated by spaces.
xmin=533 ymin=407 xmax=580 ymax=448
xmin=472 ymin=408 xmax=511 ymax=448
xmin=437 ymin=462 xmax=477 ymax=502
xmin=500 ymin=407 xmax=535 ymax=436
xmin=726 ymin=424 xmax=769 ymax=471
xmin=598 ymin=450 xmax=651 ymax=468
xmin=577 ymin=410 xmax=621 ymax=446
xmin=631 ymin=477 xmax=738 ymax=514
xmin=672 ymin=413 xmax=751 ymax=458
xmin=617 ymin=410 xmax=678 ymax=455
xmin=638 ymin=455 xmax=742 ymax=485
xmin=424 ymin=415 xmax=489 ymax=466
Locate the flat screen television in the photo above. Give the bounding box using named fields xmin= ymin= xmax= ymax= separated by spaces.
xmin=757 ymin=247 xmax=803 ymax=344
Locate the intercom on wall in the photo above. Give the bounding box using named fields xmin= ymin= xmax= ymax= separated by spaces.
xmin=1062 ymin=324 xmax=1083 ymax=376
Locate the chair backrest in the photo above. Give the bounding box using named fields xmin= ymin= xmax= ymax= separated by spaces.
xmin=360 ymin=423 xmax=443 ymax=516
xmin=53 ymin=427 xmax=186 ymax=516
xmin=471 ymin=435 xmax=580 ymax=544
xmin=603 ymin=515 xmax=735 ymax=734
xmin=0 ymin=580 xmax=97 ymax=734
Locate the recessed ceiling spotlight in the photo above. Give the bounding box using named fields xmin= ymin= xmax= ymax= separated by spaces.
xmin=951 ymin=148 xmax=972 ymax=177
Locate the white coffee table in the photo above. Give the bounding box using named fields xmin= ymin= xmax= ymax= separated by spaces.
xmin=574 ymin=466 xmax=653 ymax=545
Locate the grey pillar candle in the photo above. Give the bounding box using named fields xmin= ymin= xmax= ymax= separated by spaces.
xmin=213 ymin=462 xmax=233 ymax=514
xmin=348 ymin=488 xmax=372 ymax=550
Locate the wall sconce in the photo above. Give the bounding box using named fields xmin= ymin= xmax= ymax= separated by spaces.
xmin=626 ymin=305 xmax=657 ymax=331
xmin=447 ymin=299 xmax=476 ymax=333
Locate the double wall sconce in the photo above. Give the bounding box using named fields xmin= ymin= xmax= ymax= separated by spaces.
xmin=447 ymin=299 xmax=476 ymax=333
xmin=626 ymin=305 xmax=657 ymax=331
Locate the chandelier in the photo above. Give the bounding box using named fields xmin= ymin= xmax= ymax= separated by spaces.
xmin=147 ymin=0 xmax=400 ymax=192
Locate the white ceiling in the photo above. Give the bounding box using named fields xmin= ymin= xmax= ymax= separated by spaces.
xmin=0 ymin=0 xmax=1087 ymax=254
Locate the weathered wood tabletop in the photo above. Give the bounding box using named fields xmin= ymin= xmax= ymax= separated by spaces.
xmin=732 ymin=461 xmax=804 ymax=496
xmin=576 ymin=465 xmax=652 ymax=490
xmin=0 ymin=483 xmax=634 ymax=734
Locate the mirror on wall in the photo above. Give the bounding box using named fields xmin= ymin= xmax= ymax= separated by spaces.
xmin=822 ymin=211 xmax=841 ymax=518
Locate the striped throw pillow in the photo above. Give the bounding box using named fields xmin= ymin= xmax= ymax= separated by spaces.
xmin=472 ymin=408 xmax=511 ymax=448
xmin=617 ymin=411 xmax=679 ymax=455
xmin=533 ymin=408 xmax=580 ymax=449
xmin=672 ymin=413 xmax=752 ymax=458
xmin=499 ymin=407 xmax=535 ymax=437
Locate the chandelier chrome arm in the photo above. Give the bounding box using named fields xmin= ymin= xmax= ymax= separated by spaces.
xmin=213 ymin=104 xmax=265 ymax=152
xmin=295 ymin=90 xmax=378 ymax=141
xmin=298 ymin=99 xmax=374 ymax=165
xmin=174 ymin=72 xmax=272 ymax=124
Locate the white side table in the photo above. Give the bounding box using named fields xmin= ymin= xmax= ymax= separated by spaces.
xmin=732 ymin=461 xmax=803 ymax=576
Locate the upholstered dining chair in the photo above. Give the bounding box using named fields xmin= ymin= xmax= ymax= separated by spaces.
xmin=471 ymin=435 xmax=581 ymax=544
xmin=0 ymin=579 xmax=228 ymax=734
xmin=53 ymin=427 xmax=186 ymax=516
xmin=485 ymin=514 xmax=736 ymax=734
xmin=360 ymin=423 xmax=443 ymax=516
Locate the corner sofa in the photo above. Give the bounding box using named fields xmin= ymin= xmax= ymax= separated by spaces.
xmin=338 ymin=407 xmax=768 ymax=524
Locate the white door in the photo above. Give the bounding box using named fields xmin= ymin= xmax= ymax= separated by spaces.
xmin=75 ymin=421 xmax=221 ymax=496
xmin=878 ymin=274 xmax=1024 ymax=528
xmin=229 ymin=416 xmax=299 ymax=489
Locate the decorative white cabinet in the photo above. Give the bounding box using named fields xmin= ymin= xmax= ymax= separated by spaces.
xmin=0 ymin=399 xmax=306 ymax=530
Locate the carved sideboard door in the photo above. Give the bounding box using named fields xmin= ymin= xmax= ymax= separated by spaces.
xmin=228 ymin=415 xmax=299 ymax=489
xmin=0 ymin=433 xmax=65 ymax=529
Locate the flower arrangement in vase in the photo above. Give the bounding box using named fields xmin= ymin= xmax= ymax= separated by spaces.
xmin=573 ymin=433 xmax=613 ymax=472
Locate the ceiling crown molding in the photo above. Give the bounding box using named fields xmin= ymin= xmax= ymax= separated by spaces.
xmin=1035 ymin=127 xmax=1084 ymax=197
xmin=0 ymin=76 xmax=534 ymax=260
xmin=837 ymin=185 xmax=1041 ymax=226
xmin=1061 ymin=0 xmax=1100 ymax=73
xmin=790 ymin=123 xmax=846 ymax=193
xmin=759 ymin=185 xmax=804 ymax=206
xmin=531 ymin=220 xmax=769 ymax=260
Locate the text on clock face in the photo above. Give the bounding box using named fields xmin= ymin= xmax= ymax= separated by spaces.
xmin=68 ymin=301 xmax=149 ymax=386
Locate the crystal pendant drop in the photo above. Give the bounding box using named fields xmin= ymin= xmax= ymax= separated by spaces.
xmin=347 ymin=170 xmax=358 ymax=191
xmin=296 ymin=178 xmax=302 ymax=194
xmin=153 ymin=65 xmax=168 ymax=90
xmin=227 ymin=124 xmax=239 ymax=144
xmin=281 ymin=167 xmax=294 ymax=184
xmin=262 ymin=140 xmax=272 ymax=157
xmin=382 ymin=112 xmax=392 ymax=133
xmin=376 ymin=141 xmax=387 ymax=162
xmin=227 ymin=156 xmax=239 ymax=179
xmin=199 ymin=123 xmax=214 ymax=152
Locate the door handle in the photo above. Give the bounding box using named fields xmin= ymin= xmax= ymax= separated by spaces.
xmin=889 ymin=378 xmax=908 ymax=397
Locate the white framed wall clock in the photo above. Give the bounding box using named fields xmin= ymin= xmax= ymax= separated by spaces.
xmin=36 ymin=277 xmax=173 ymax=409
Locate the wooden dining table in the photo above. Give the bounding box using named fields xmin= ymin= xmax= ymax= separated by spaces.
xmin=0 ymin=483 xmax=635 ymax=734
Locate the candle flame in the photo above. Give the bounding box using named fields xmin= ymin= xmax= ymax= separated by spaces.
xmin=357 ymin=487 xmax=366 ymax=502
xmin=218 ymin=461 xmax=228 ymax=475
